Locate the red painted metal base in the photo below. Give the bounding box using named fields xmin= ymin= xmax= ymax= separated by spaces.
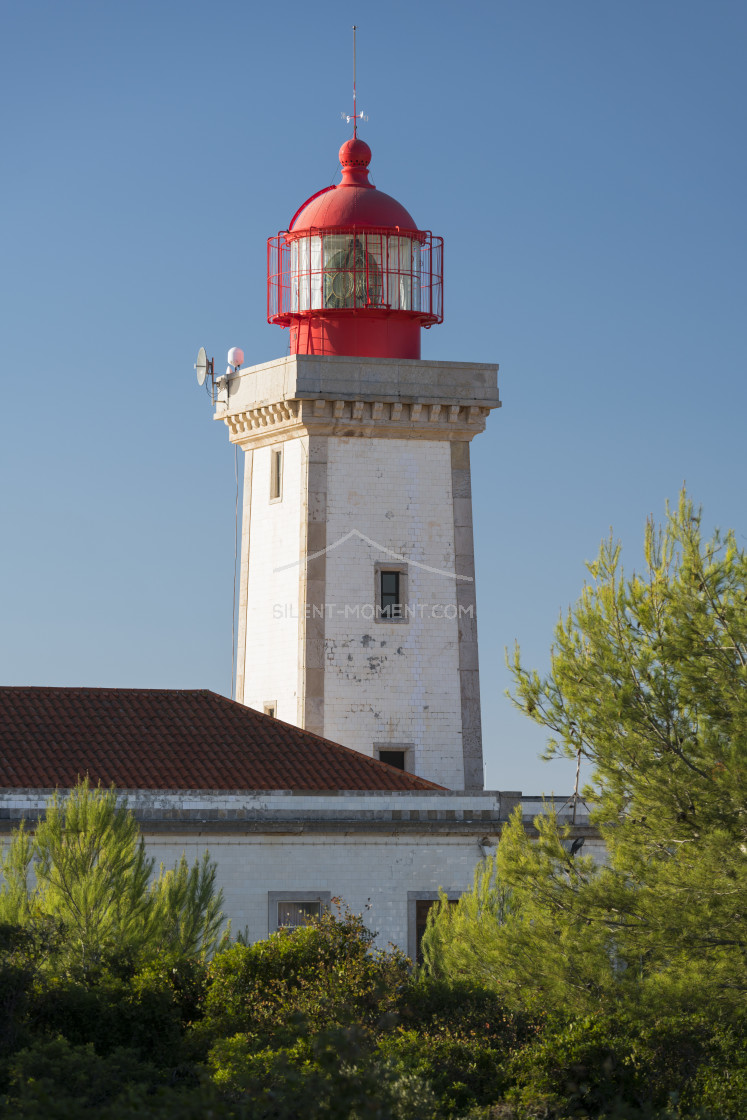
xmin=289 ymin=315 xmax=421 ymax=359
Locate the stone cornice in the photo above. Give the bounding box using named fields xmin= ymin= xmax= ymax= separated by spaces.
xmin=223 ymin=396 xmax=495 ymax=448
xmin=213 ymin=354 xmax=501 ymax=449
xmin=0 ymin=816 xmax=599 ymax=839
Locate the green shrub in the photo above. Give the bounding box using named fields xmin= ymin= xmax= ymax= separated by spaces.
xmin=201 ymin=906 xmax=409 ymax=1046
xmin=683 ymin=1018 xmax=747 ymax=1120
xmin=2 ymin=1036 xmax=164 ymax=1116
xmin=372 ymin=976 xmax=533 ymax=1118
xmin=27 ymin=970 xmax=183 ymax=1066
xmin=0 ymin=783 xmax=226 ymax=978
xmin=207 ymin=1026 xmax=435 ymax=1120
xmin=378 ymin=1027 xmax=506 ymax=1119
xmin=503 ymin=1011 xmax=741 ymax=1119
xmin=398 ymin=977 xmax=530 ymax=1045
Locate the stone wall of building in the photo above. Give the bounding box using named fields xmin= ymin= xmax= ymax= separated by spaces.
xmin=0 ymin=788 xmax=603 ymax=958
xmin=143 ymin=828 xmax=482 ymax=955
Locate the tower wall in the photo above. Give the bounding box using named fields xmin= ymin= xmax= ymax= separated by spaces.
xmin=322 ymin=437 xmax=463 ymax=788
xmin=237 ymin=438 xmax=305 ymax=722
xmin=221 ymin=355 xmax=499 ymax=790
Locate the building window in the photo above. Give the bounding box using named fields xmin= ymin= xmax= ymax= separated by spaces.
xmin=380 ymin=571 xmax=401 ymax=617
xmin=268 ymin=890 xmax=331 ymax=935
xmin=278 ymin=900 xmax=321 ymax=927
xmin=374 ymin=562 xmax=408 ymax=623
xmin=407 ymin=891 xmax=460 ymax=964
xmin=263 ymin=702 xmax=276 ymax=718
xmin=270 ymin=447 xmax=283 ymax=501
xmin=375 ymin=743 xmax=414 ymax=772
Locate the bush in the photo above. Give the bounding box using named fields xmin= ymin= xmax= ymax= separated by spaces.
xmin=683 ymin=1018 xmax=747 ymax=1120
xmin=377 ymin=977 xmax=534 ymax=1118
xmin=398 ymin=977 xmax=530 ymax=1045
xmin=502 ymin=1010 xmax=746 ymax=1119
xmin=378 ymin=1028 xmax=506 ymax=1119
xmin=2 ymin=1036 xmax=164 ymax=1117
xmin=201 ymin=905 xmax=409 ymax=1046
xmin=208 ymin=1026 xmax=435 ymax=1120
xmin=27 ymin=970 xmax=184 ymax=1066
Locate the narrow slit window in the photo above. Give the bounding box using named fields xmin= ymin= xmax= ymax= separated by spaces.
xmin=270 ymin=448 xmax=283 ymax=501
xmin=380 ymin=571 xmax=401 ymax=618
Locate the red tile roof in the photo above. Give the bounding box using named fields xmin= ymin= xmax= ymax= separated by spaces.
xmin=0 ymin=687 xmax=444 ymax=792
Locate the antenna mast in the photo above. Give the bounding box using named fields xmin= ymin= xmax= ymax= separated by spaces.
xmin=352 ymin=25 xmax=358 ymax=138
xmin=341 ymin=26 xmax=367 ymax=132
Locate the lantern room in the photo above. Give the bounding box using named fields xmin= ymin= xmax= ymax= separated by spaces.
xmin=267 ymin=137 xmax=443 ymax=359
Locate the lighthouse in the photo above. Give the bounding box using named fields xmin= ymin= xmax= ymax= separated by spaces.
xmin=267 ymin=135 xmax=441 ymax=360
xmin=216 ymin=133 xmax=500 ymax=791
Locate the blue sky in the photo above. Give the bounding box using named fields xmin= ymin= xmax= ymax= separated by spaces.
xmin=1 ymin=0 xmax=745 ymax=794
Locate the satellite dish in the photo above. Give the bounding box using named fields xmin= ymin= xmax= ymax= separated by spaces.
xmin=195 ymin=347 xmax=210 ymax=386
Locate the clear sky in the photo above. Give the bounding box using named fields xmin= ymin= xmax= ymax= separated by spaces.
xmin=2 ymin=0 xmax=745 ymax=795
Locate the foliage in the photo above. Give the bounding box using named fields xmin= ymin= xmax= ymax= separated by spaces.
xmin=208 ymin=1028 xmax=434 ymax=1120
xmin=426 ymin=494 xmax=747 ymax=1022
xmin=685 ymin=1018 xmax=747 ymax=1119
xmin=3 ymin=892 xmax=742 ymax=1119
xmin=477 ymin=1009 xmax=747 ymax=1120
xmin=150 ymin=851 xmax=227 ymax=961
xmin=0 ymin=952 xmax=34 ymax=1061
xmin=3 ymin=494 xmax=747 ymax=1116
xmin=1 ymin=1035 xmax=234 ymax=1119
xmin=381 ymin=977 xmax=533 ymax=1119
xmin=4 ymin=1037 xmax=165 ymax=1116
xmin=0 ymin=780 xmax=225 ymax=974
xmin=26 ymin=970 xmax=184 ymax=1067
xmin=201 ymin=903 xmax=409 ymax=1047
xmin=422 ymin=815 xmax=618 ymax=1015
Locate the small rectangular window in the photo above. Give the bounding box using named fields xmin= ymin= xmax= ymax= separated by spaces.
xmin=375 ymin=563 xmax=408 ymax=624
xmin=380 ymin=571 xmax=401 ymax=618
xmin=375 ymin=743 xmax=413 ymax=771
xmin=278 ymin=900 xmax=321 ymax=928
xmin=268 ymin=891 xmax=331 ymax=934
xmin=270 ymin=447 xmax=283 ymax=501
xmin=263 ymin=703 xmax=276 ymax=719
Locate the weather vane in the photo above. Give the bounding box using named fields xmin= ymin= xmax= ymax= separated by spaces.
xmin=341 ymin=25 xmax=367 ymax=136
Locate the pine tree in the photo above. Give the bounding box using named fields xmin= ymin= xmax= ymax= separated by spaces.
xmin=0 ymin=779 xmax=225 ymax=973
xmin=424 ymin=493 xmax=747 ymax=1019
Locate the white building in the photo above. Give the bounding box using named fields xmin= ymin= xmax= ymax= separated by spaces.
xmin=0 ymin=687 xmax=597 ymax=957
xmin=0 ymin=133 xmax=598 ymax=956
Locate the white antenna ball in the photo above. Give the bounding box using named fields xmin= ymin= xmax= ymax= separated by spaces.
xmin=227 ymin=347 xmax=244 ymax=368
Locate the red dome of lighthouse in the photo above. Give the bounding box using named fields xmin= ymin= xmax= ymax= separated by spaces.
xmin=267 ymin=138 xmax=443 ymax=360
xmin=289 ymin=139 xmax=418 ymax=234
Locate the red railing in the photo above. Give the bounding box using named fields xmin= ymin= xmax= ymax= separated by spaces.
xmin=268 ymin=226 xmax=443 ymax=327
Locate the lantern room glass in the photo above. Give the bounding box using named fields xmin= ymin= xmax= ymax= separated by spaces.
xmin=290 ymin=232 xmax=422 ymax=314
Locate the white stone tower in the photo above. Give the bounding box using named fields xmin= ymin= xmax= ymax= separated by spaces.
xmin=216 ymin=138 xmax=500 ymax=790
